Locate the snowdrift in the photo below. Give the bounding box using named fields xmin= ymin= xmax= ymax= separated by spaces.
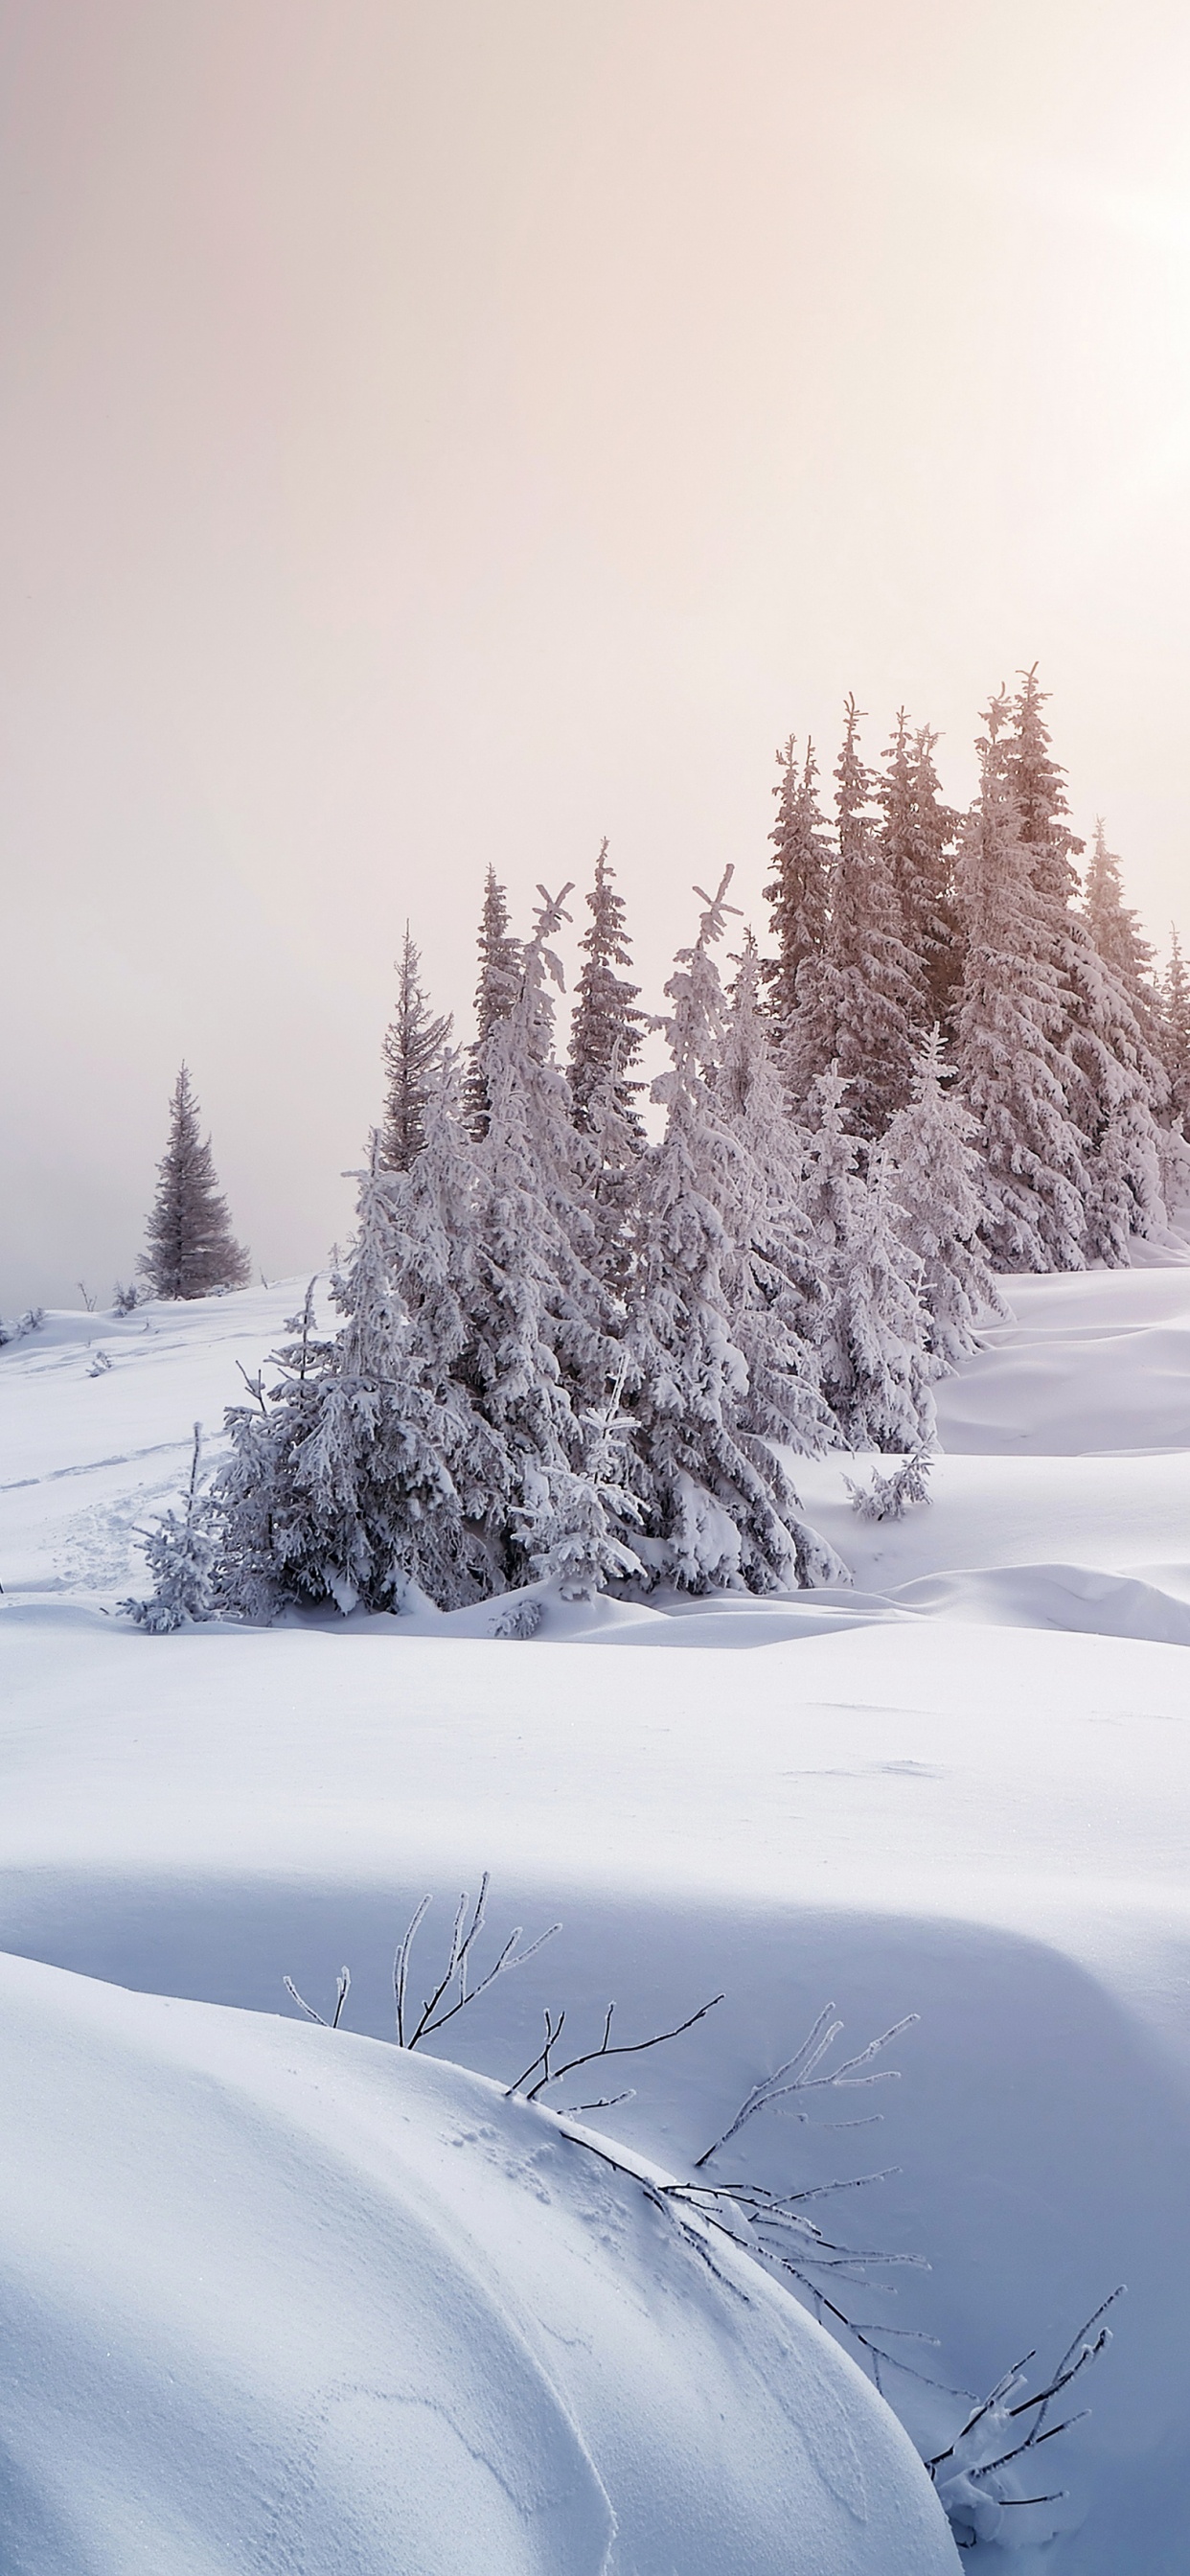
xmin=0 ymin=1951 xmax=957 ymax=2575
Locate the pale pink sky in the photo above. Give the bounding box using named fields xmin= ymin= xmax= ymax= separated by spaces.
xmin=3 ymin=1 xmax=1190 ymax=1307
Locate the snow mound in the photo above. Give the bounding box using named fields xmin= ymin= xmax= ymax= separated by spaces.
xmin=0 ymin=1951 xmax=957 ymax=2576
xmin=936 ymin=1265 xmax=1190 ymax=1454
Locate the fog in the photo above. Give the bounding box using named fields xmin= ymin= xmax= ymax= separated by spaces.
xmin=3 ymin=0 xmax=1189 ymax=1309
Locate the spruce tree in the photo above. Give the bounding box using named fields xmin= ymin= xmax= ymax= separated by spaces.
xmin=954 ymin=695 xmax=1090 ymax=1272
xmin=719 ymin=932 xmax=830 ymax=1456
xmin=379 ymin=926 xmax=452 ymax=1171
xmin=625 ymin=875 xmax=843 ymax=1593
xmin=463 ymin=867 xmax=522 ymax=1138
xmin=1084 ymin=821 xmax=1156 ymax=1004
xmin=568 ymin=840 xmax=646 ymax=1138
xmin=1162 ymin=928 xmax=1190 ymax=1133
xmin=876 ymin=712 xmax=962 ymax=1033
xmin=787 ymin=699 xmax=924 ymax=1138
xmin=881 ymin=1030 xmax=1005 ymax=1373
xmin=217 ymin=1163 xmax=488 ymax=1619
xmin=139 ymin=1066 xmax=250 ymax=1300
xmin=762 ymin=736 xmax=833 ymax=1039
xmin=799 ymin=1068 xmax=935 ymax=1451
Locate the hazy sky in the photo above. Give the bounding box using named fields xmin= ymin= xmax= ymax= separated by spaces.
xmin=4 ymin=0 xmax=1190 ymax=1309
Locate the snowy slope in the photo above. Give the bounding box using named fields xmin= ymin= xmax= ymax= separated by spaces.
xmin=2 ymin=1267 xmax=1190 ymax=2567
xmin=1 ymin=1951 xmax=957 ymax=2576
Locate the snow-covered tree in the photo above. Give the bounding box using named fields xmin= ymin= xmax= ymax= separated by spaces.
xmin=787 ymin=700 xmax=924 ymax=1138
xmin=380 ymin=926 xmax=452 ymax=1171
xmin=954 ymin=696 xmax=1091 ymax=1272
xmin=762 ymin=736 xmax=833 ymax=1040
xmin=121 ymin=1423 xmax=217 ymax=1631
xmin=469 ymin=886 xmax=637 ymax=1593
xmin=139 ymin=1066 xmax=250 ymax=1300
xmin=799 ymin=1068 xmax=935 ymax=1450
xmin=1161 ymin=928 xmax=1190 ymax=1133
xmin=568 ymin=840 xmax=646 ymax=1139
xmin=625 ymin=875 xmax=843 ymax=1593
xmin=881 ymin=1029 xmax=1005 ymax=1372
xmin=464 ymin=867 xmax=522 ymax=1138
xmin=1084 ymin=821 xmax=1156 ymax=1006
xmin=567 ymin=840 xmax=648 ymax=1297
xmin=217 ymin=1168 xmax=488 ymax=1619
xmin=876 ymin=712 xmax=961 ymax=1033
xmin=719 ymin=932 xmax=830 ymax=1455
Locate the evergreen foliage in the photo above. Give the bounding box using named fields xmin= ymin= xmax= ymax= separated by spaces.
xmin=568 ymin=840 xmax=646 ymax=1139
xmin=881 ymin=1029 xmax=1005 ymax=1371
xmin=122 ymin=1425 xmax=217 ymax=1631
xmin=1162 ymin=929 xmax=1190 ymax=1133
xmin=380 ymin=927 xmax=452 ymax=1171
xmin=798 ymin=1069 xmax=935 ymax=1451
xmin=875 ymin=713 xmax=961 ymax=1032
xmin=788 ymin=700 xmax=924 ymax=1138
xmin=464 ymin=868 xmax=522 ymax=1138
xmin=624 ymin=876 xmax=844 ymax=1593
xmin=139 ymin=1067 xmax=250 ymax=1300
xmin=762 ymin=737 xmax=833 ymax=1038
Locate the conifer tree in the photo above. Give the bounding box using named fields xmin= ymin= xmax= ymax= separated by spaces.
xmin=762 ymin=736 xmax=833 ymax=1038
xmin=469 ymin=886 xmax=636 ymax=1592
xmin=625 ymin=875 xmax=843 ymax=1593
xmin=1162 ymin=928 xmax=1190 ymax=1133
xmin=1084 ymin=821 xmax=1156 ymax=1004
xmin=954 ymin=695 xmax=1090 ymax=1272
xmin=881 ymin=1030 xmax=1005 ymax=1372
xmin=719 ymin=932 xmax=830 ymax=1455
xmin=380 ymin=926 xmax=452 ymax=1171
xmin=787 ymin=700 xmax=924 ymax=1138
xmin=464 ymin=867 xmax=522 ymax=1138
xmin=139 ymin=1066 xmax=250 ymax=1300
xmin=568 ymin=840 xmax=646 ymax=1138
xmin=876 ymin=713 xmax=962 ymax=1032
xmin=217 ymin=1163 xmax=487 ymax=1620
xmin=799 ymin=1068 xmax=935 ymax=1450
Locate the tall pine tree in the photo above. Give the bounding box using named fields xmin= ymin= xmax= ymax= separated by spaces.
xmin=464 ymin=867 xmax=522 ymax=1138
xmin=139 ymin=1066 xmax=250 ymax=1300
xmin=1162 ymin=929 xmax=1190 ymax=1134
xmin=379 ymin=927 xmax=452 ymax=1171
xmin=881 ymin=1030 xmax=1005 ymax=1372
xmin=876 ymin=712 xmax=962 ymax=1034
xmin=762 ymin=736 xmax=833 ymax=1040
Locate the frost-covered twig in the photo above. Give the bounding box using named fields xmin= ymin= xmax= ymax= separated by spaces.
xmin=507 ymin=1991 xmax=723 ymax=2103
xmin=924 ymin=2289 xmax=1124 ymax=2550
xmin=694 ymin=2002 xmax=917 ymax=2168
xmin=394 ymin=1873 xmax=561 ymax=2048
xmin=284 ymin=1965 xmax=351 ymax=2029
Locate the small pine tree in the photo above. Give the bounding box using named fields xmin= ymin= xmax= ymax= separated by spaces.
xmin=762 ymin=736 xmax=833 ymax=1040
xmin=379 ymin=926 xmax=452 ymax=1171
xmin=800 ymin=1068 xmax=935 ymax=1451
xmin=720 ymin=932 xmax=830 ymax=1456
xmin=881 ymin=1030 xmax=1005 ymax=1373
xmin=568 ymin=840 xmax=647 ymax=1138
xmin=464 ymin=867 xmax=523 ymax=1138
xmin=122 ymin=1424 xmax=217 ymax=1631
xmin=1084 ymin=821 xmax=1156 ymax=1002
xmin=217 ymin=1175 xmax=489 ymax=1620
xmin=139 ymin=1066 xmax=250 ymax=1300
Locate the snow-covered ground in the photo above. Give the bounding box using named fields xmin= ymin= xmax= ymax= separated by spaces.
xmin=2 ymin=1267 xmax=1190 ymax=2568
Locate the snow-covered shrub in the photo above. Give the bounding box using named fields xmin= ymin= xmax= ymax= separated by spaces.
xmin=121 ymin=1424 xmax=217 ymax=1632
xmin=112 ymin=1281 xmax=141 ymax=1315
xmin=0 ymin=1306 xmax=45 ymax=1349
xmin=844 ymin=1446 xmax=933 ymax=1522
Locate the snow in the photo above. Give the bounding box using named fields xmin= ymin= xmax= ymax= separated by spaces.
xmin=2 ymin=1262 xmax=1190 ymax=2565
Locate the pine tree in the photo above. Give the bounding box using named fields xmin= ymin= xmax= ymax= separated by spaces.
xmin=954 ymin=695 xmax=1091 ymax=1272
xmin=379 ymin=926 xmax=452 ymax=1171
xmin=139 ymin=1066 xmax=250 ymax=1299
xmin=568 ymin=840 xmax=646 ymax=1138
xmin=463 ymin=867 xmax=523 ymax=1138
xmin=1162 ymin=928 xmax=1190 ymax=1133
xmin=625 ymin=875 xmax=843 ymax=1593
xmin=217 ymin=1168 xmax=487 ymax=1620
xmin=876 ymin=713 xmax=962 ymax=1033
xmin=1084 ymin=821 xmax=1156 ymax=1003
xmin=799 ymin=1068 xmax=935 ymax=1450
xmin=121 ymin=1424 xmax=218 ymax=1631
xmin=719 ymin=932 xmax=830 ymax=1456
xmin=762 ymin=737 xmax=833 ymax=1039
xmin=881 ymin=1030 xmax=1005 ymax=1373
xmin=787 ymin=699 xmax=924 ymax=1138
xmin=469 ymin=886 xmax=636 ymax=1593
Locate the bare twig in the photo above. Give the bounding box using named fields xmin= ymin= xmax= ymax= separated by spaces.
xmin=694 ymin=2005 xmax=918 ymax=2168
xmin=508 ymin=1991 xmax=723 ymax=2103
xmin=284 ymin=1966 xmax=351 ymax=2030
xmin=393 ymin=1874 xmax=561 ymax=2049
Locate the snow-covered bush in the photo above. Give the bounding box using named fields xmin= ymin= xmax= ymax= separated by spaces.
xmin=121 ymin=1424 xmax=217 ymax=1632
xmin=844 ymin=1446 xmax=933 ymax=1522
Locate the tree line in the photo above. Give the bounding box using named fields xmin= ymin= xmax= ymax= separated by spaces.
xmin=134 ymin=670 xmax=1190 ymax=1620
